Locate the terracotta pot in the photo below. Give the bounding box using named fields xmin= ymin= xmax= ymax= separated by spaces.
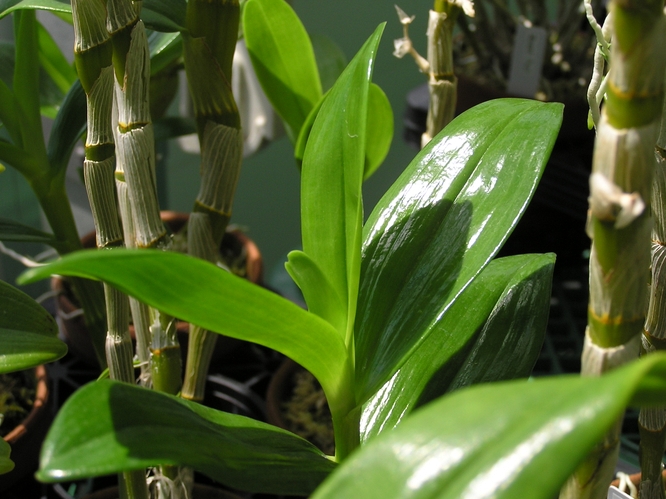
xmin=82 ymin=483 xmax=243 ymax=499
xmin=0 ymin=365 xmax=52 ymax=491
xmin=52 ymin=211 xmax=264 ymax=367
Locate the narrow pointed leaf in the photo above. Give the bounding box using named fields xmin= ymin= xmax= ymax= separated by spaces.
xmin=143 ymin=0 xmax=187 ymax=32
xmin=243 ymin=0 xmax=322 ymax=141
xmin=301 ymin=24 xmax=385 ymax=343
xmin=285 ymin=250 xmax=347 ymax=336
xmin=295 ymin=83 xmax=393 ymax=180
xmin=364 ymin=83 xmax=393 ymax=180
xmin=37 ymin=20 xmax=76 ymax=95
xmin=0 ymin=439 xmax=13 ymax=475
xmin=46 ymin=79 xmax=85 ymax=176
xmin=0 ymin=218 xmax=57 ymax=245
xmin=0 ymin=279 xmax=65 ymax=372
xmin=311 ymin=33 xmax=346 ymax=93
xmin=0 ymin=0 xmax=70 ymax=18
xmin=18 ymin=249 xmax=350 ymax=408
xmin=148 ymin=31 xmax=182 ymax=76
xmin=355 ymin=99 xmax=563 ymax=402
xmin=313 ymin=355 xmax=666 ymax=499
xmin=361 ymin=253 xmax=555 ymax=441
xmin=38 ymin=380 xmax=335 ymax=494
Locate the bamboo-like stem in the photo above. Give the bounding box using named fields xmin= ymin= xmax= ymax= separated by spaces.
xmin=180 ymin=0 xmax=243 ymax=403
xmin=72 ymin=1 xmax=148 ymax=497
xmin=72 ymin=0 xmax=148 ymax=499
xmin=636 ymin=90 xmax=666 ymax=499
xmin=560 ymin=0 xmax=666 ymax=497
xmin=393 ymin=3 xmax=472 ymax=148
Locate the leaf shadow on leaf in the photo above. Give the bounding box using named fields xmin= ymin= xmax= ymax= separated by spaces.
xmin=355 ymin=199 xmax=472 ymax=403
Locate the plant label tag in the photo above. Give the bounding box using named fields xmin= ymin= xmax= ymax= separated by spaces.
xmin=506 ymin=24 xmax=547 ymax=98
xmin=607 ymin=486 xmax=633 ymax=499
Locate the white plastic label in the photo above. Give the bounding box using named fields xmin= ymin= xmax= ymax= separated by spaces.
xmin=506 ymin=24 xmax=547 ymax=98
xmin=607 ymin=485 xmax=633 ymax=499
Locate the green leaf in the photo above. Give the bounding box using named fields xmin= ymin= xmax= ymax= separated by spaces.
xmin=148 ymin=31 xmax=182 ymax=76
xmin=46 ymin=79 xmax=85 ymax=176
xmin=295 ymin=83 xmax=393 ymax=181
xmin=364 ymin=83 xmax=393 ymax=180
xmin=243 ymin=0 xmax=322 ymax=142
xmin=38 ymin=380 xmax=335 ymax=494
xmin=0 ymin=329 xmax=67 ymax=373
xmin=36 ymin=20 xmax=76 ymax=95
xmin=0 ymin=0 xmax=70 ymax=19
xmin=0 ymin=439 xmax=14 ymax=475
xmin=152 ymin=116 xmax=196 ymax=143
xmin=355 ymin=99 xmax=563 ymax=402
xmin=0 ymin=278 xmax=65 ymax=373
xmin=143 ymin=0 xmax=187 ymax=32
xmin=285 ymin=250 xmax=347 ymax=336
xmin=0 ymin=217 xmax=58 ymax=245
xmin=301 ymin=24 xmax=385 ymax=347
xmin=313 ymin=355 xmax=666 ymax=499
xmin=18 ymin=249 xmax=352 ymax=414
xmin=360 ymin=253 xmax=555 ymax=441
xmin=13 ymin=10 xmax=44 ymax=149
xmin=310 ymin=33 xmax=347 ymax=92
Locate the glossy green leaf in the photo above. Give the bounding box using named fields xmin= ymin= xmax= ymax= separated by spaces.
xmin=310 ymin=33 xmax=346 ymax=92
xmin=361 ymin=253 xmax=555 ymax=441
xmin=46 ymin=79 xmax=85 ymax=176
xmin=364 ymin=83 xmax=393 ymax=180
xmin=143 ymin=0 xmax=186 ymax=32
xmin=0 ymin=217 xmax=58 ymax=245
xmin=148 ymin=31 xmax=182 ymax=76
xmin=313 ymin=355 xmax=666 ymax=499
xmin=285 ymin=250 xmax=346 ymax=336
xmin=355 ymin=99 xmax=563 ymax=402
xmin=295 ymin=83 xmax=393 ymax=182
xmin=243 ymin=0 xmax=322 ymax=141
xmin=0 ymin=329 xmax=67 ymax=373
xmin=0 ymin=278 xmax=65 ymax=373
xmin=301 ymin=24 xmax=384 ymax=346
xmin=18 ymin=249 xmax=352 ymax=412
xmin=0 ymin=0 xmax=69 ymax=18
xmin=38 ymin=380 xmax=335 ymax=494
xmin=37 ymin=20 xmax=76 ymax=95
xmin=0 ymin=439 xmax=13 ymax=475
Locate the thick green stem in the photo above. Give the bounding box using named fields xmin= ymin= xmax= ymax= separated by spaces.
xmin=181 ymin=0 xmax=243 ymax=403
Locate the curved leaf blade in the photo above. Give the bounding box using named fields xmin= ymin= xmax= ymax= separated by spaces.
xmin=37 ymin=20 xmax=76 ymax=94
xmin=313 ymin=355 xmax=666 ymax=499
xmin=301 ymin=24 xmax=385 ymax=346
xmin=0 ymin=0 xmax=70 ymax=18
xmin=0 ymin=217 xmax=57 ymax=245
xmin=355 ymin=99 xmax=563 ymax=402
xmin=0 ymin=278 xmax=65 ymax=372
xmin=360 ymin=253 xmax=555 ymax=441
xmin=142 ymin=0 xmax=186 ymax=32
xmin=285 ymin=250 xmax=346 ymax=336
xmin=243 ymin=0 xmax=322 ymax=141
xmin=46 ymin=79 xmax=85 ymax=176
xmin=364 ymin=83 xmax=393 ymax=180
xmin=18 ymin=249 xmax=351 ymax=408
xmin=0 ymin=329 xmax=67 ymax=373
xmin=38 ymin=380 xmax=335 ymax=495
xmin=0 ymin=439 xmax=13 ymax=475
